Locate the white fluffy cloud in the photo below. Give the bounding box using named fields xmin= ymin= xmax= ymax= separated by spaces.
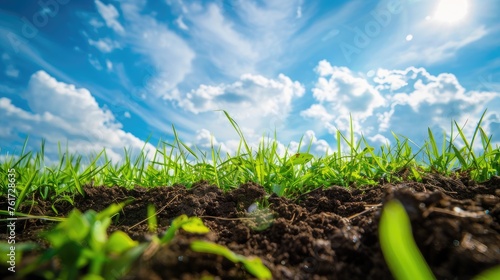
xmin=0 ymin=71 xmax=156 ymax=163
xmin=302 ymin=60 xmax=500 ymax=148
xmin=176 ymin=73 xmax=305 ymax=138
xmin=181 ymin=74 xmax=304 ymax=113
xmin=302 ymin=60 xmax=386 ymax=132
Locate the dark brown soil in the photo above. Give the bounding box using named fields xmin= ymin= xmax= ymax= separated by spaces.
xmin=1 ymin=174 xmax=500 ymax=279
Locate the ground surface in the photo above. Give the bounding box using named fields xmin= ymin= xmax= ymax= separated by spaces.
xmin=1 ymin=174 xmax=500 ymax=279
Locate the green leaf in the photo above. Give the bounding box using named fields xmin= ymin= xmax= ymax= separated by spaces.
xmin=191 ymin=240 xmax=240 ymax=263
xmin=105 ymin=231 xmax=138 ymax=254
xmin=95 ymin=199 xmax=133 ymax=221
xmin=160 ymin=215 xmax=194 ymax=244
xmin=45 ymin=210 xmax=89 ymax=247
xmin=287 ymin=153 xmax=313 ymax=165
xmin=147 ymin=204 xmax=158 ymax=233
xmin=474 ymin=265 xmax=500 ymax=280
xmin=180 ymin=217 xmax=211 ymax=234
xmin=90 ymin=220 xmax=110 ymax=250
xmin=103 ymin=243 xmax=148 ymax=279
xmin=81 ymin=274 xmax=105 ymax=280
xmin=191 ymin=240 xmax=272 ymax=280
xmin=379 ymin=199 xmax=435 ymax=280
xmin=0 ymin=242 xmax=38 ymax=265
xmin=242 ymin=257 xmax=273 ymax=280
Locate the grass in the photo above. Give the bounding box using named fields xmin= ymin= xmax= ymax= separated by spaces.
xmin=1 ymin=111 xmax=498 ymax=206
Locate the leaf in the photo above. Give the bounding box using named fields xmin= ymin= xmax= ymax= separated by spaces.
xmin=191 ymin=240 xmax=272 ymax=280
xmin=103 ymin=243 xmax=148 ymax=279
xmin=81 ymin=274 xmax=105 ymax=280
xmin=95 ymin=199 xmax=133 ymax=221
xmin=180 ymin=217 xmax=211 ymax=234
xmin=242 ymin=257 xmax=272 ymax=280
xmin=45 ymin=209 xmax=89 ymax=247
xmin=147 ymin=204 xmax=158 ymax=233
xmin=379 ymin=199 xmax=435 ymax=280
xmin=287 ymin=153 xmax=313 ymax=165
xmin=90 ymin=220 xmax=110 ymax=250
xmin=105 ymin=231 xmax=138 ymax=254
xmin=191 ymin=240 xmax=240 ymax=263
xmin=474 ymin=265 xmax=500 ymax=280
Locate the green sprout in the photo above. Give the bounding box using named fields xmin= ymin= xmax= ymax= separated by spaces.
xmin=191 ymin=240 xmax=272 ymax=280
xmin=21 ymin=199 xmax=146 ymax=280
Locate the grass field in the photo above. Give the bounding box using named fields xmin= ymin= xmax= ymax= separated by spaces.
xmin=1 ymin=111 xmax=499 ymax=204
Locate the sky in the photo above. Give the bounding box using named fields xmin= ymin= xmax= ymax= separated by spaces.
xmin=1 ymin=0 xmax=499 ymax=164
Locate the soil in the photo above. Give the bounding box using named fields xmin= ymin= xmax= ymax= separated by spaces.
xmin=1 ymin=173 xmax=500 ymax=279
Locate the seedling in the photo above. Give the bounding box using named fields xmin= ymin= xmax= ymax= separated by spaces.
xmin=191 ymin=240 xmax=272 ymax=280
xmin=19 ymin=199 xmax=145 ymax=280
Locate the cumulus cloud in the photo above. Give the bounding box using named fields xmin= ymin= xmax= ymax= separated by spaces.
xmin=176 ymin=73 xmax=304 ymax=136
xmin=0 ymin=71 xmax=155 ymax=163
xmin=302 ymin=60 xmax=386 ymax=132
xmin=302 ymin=60 xmax=500 ymax=148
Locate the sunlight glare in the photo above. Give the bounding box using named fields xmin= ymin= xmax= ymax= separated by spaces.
xmin=433 ymin=0 xmax=469 ymax=24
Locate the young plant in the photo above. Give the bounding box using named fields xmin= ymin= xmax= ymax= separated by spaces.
xmin=21 ymin=199 xmax=145 ymax=280
xmin=191 ymin=240 xmax=272 ymax=280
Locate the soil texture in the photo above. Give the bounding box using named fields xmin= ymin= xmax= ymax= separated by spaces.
xmin=1 ymin=174 xmax=500 ymax=279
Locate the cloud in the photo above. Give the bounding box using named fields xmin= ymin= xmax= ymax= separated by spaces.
xmin=2 ymin=52 xmax=19 ymax=78
xmin=398 ymin=26 xmax=488 ymax=65
xmin=175 ymin=16 xmax=188 ymax=30
xmin=0 ymin=71 xmax=155 ymax=163
xmin=177 ymin=73 xmax=304 ymax=134
xmin=300 ymin=104 xmax=334 ymax=123
xmin=302 ymin=60 xmax=386 ymax=132
xmin=105 ymin=59 xmax=113 ymax=71
xmin=184 ymin=3 xmax=258 ymax=76
xmin=88 ymin=54 xmax=102 ymax=70
xmin=95 ymin=0 xmax=125 ymax=34
xmin=5 ymin=64 xmax=19 ymax=78
xmin=88 ymin=38 xmax=121 ymax=53
xmin=119 ymin=2 xmax=195 ymax=98
xmin=302 ymin=60 xmax=500 ymax=148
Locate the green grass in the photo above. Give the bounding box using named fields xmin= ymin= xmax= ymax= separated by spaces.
xmin=1 ymin=110 xmax=499 ymax=206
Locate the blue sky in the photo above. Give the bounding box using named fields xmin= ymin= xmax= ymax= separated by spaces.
xmin=1 ymin=0 xmax=499 ymax=163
